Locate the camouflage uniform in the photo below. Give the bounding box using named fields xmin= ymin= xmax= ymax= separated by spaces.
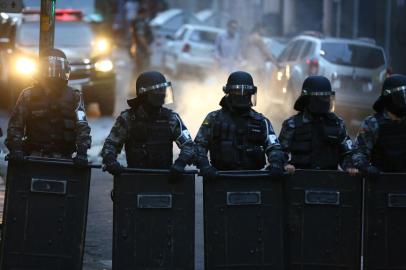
xmin=195 ymin=97 xmax=285 ymax=170
xmin=101 ymin=105 xmax=195 ymax=168
xmin=279 ymin=112 xmax=354 ymax=170
xmin=353 ymin=111 xmax=406 ymax=172
xmin=6 ymin=85 xmax=91 ymax=157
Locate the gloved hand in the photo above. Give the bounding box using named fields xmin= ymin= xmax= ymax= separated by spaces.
xmin=73 ymin=146 xmax=88 ymax=168
xmin=7 ymin=150 xmax=25 ymax=163
xmin=103 ymin=155 xmax=123 ymax=176
xmin=266 ymin=163 xmax=284 ymax=176
xmin=169 ymin=159 xmax=186 ymax=182
xmin=200 ymin=165 xmax=218 ymax=180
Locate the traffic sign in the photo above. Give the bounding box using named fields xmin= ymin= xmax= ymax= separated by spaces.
xmin=0 ymin=0 xmax=22 ymax=13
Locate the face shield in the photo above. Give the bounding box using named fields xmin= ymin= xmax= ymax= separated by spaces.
xmin=138 ymin=81 xmax=174 ymax=107
xmin=39 ymin=56 xmax=71 ymax=81
xmin=224 ymin=84 xmax=257 ymax=108
xmin=384 ymin=85 xmax=406 ymax=117
xmin=302 ymin=89 xmax=335 ymax=114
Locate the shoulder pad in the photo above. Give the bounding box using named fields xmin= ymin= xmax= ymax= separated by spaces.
xmin=160 ymin=107 xmax=173 ymax=116
xmin=284 ymin=115 xmax=296 ymax=128
xmin=249 ymin=109 xmax=264 ymax=120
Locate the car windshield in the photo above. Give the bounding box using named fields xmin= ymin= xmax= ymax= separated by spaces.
xmin=23 ymin=0 xmax=95 ymax=14
xmin=189 ymin=30 xmax=218 ymax=45
xmin=17 ymin=22 xmax=93 ymax=47
xmin=321 ymin=42 xmax=385 ymax=69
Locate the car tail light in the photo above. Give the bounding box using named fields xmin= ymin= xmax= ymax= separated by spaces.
xmin=306 ymin=58 xmax=319 ymax=76
xmin=55 ymin=9 xmax=83 ymax=21
xmin=182 ymin=43 xmax=191 ymax=53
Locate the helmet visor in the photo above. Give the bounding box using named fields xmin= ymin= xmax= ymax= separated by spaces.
xmin=138 ymin=81 xmax=174 ymax=105
xmin=224 ymin=84 xmax=257 ymax=106
xmin=384 ymin=86 xmax=406 ymax=109
xmin=39 ymin=56 xmax=71 ymax=80
xmin=303 ymin=91 xmax=335 ymax=114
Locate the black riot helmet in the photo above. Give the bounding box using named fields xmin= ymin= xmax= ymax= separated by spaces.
xmin=38 ymin=48 xmax=71 ymax=82
xmin=294 ymin=76 xmax=335 ymax=115
xmin=373 ymin=74 xmax=406 ymax=117
xmin=128 ymin=71 xmax=174 ymax=108
xmin=223 ymin=71 xmax=257 ymax=109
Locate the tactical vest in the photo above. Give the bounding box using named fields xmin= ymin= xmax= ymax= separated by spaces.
xmin=209 ymin=109 xmax=267 ymax=170
xmin=25 ymin=86 xmax=77 ymax=155
xmin=289 ymin=113 xmax=341 ymax=170
xmin=371 ymin=116 xmax=406 ymax=172
xmin=125 ymin=107 xmax=173 ymax=169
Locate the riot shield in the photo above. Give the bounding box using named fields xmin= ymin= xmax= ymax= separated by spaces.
xmin=285 ymin=170 xmax=362 ymax=270
xmin=0 ymin=157 xmax=94 ymax=270
xmin=204 ymin=170 xmax=286 ymax=270
xmin=364 ymin=173 xmax=406 ymax=270
xmin=113 ymin=168 xmax=196 ymax=270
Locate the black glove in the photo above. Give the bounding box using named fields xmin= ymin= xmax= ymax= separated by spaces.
xmin=7 ymin=150 xmax=25 ymax=163
xmin=200 ymin=165 xmax=218 ymax=180
xmin=170 ymin=159 xmax=186 ymax=182
xmin=104 ymin=155 xmax=123 ymax=176
xmin=73 ymin=145 xmax=88 ymax=167
xmin=266 ymin=163 xmax=284 ymax=176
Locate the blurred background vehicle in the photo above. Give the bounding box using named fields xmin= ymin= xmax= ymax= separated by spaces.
xmin=195 ymin=9 xmax=230 ymax=29
xmin=147 ymin=8 xmax=201 ymax=68
xmin=0 ymin=9 xmax=116 ymax=115
xmin=162 ymin=24 xmax=223 ymax=77
xmin=269 ymin=32 xmax=388 ymax=122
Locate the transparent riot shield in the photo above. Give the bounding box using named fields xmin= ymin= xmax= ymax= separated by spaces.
xmin=0 ymin=156 xmax=97 ymax=270
xmin=112 ymin=168 xmax=196 ymax=270
xmin=364 ymin=173 xmax=406 ymax=270
xmin=285 ymin=170 xmax=363 ymax=269
xmin=203 ymin=170 xmax=286 ymax=270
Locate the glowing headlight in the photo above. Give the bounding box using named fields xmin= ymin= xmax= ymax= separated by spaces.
xmin=15 ymin=57 xmax=37 ymax=76
xmin=95 ymin=38 xmax=110 ymax=54
xmin=95 ymin=59 xmax=113 ymax=72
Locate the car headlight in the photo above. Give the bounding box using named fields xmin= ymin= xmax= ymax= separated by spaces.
xmin=94 ymin=38 xmax=111 ymax=54
xmin=95 ymin=59 xmax=113 ymax=72
xmin=15 ymin=57 xmax=37 ymax=76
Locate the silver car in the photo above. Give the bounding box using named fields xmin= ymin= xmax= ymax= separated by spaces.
xmin=270 ymin=33 xmax=388 ymax=117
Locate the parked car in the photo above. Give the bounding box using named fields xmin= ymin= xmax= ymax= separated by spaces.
xmin=162 ymin=24 xmax=223 ymax=77
xmin=269 ymin=32 xmax=388 ymax=119
xmin=148 ymin=9 xmax=201 ymax=68
xmin=0 ymin=9 xmax=116 ymax=115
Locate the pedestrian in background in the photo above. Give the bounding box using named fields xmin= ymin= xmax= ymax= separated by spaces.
xmin=214 ymin=20 xmax=243 ymax=74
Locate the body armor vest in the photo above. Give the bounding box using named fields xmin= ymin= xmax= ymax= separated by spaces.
xmin=371 ymin=116 xmax=406 ymax=172
xmin=25 ymin=86 xmax=77 ymax=155
xmin=209 ymin=109 xmax=267 ymax=170
xmin=125 ymin=107 xmax=173 ymax=169
xmin=289 ymin=113 xmax=341 ymax=170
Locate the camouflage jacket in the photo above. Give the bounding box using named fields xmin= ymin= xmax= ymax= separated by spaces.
xmin=194 ymin=97 xmax=286 ymax=170
xmin=101 ymin=105 xmax=195 ymax=164
xmin=5 ymin=85 xmax=91 ymax=154
xmin=353 ymin=111 xmax=406 ymax=169
xmin=279 ymin=112 xmax=354 ymax=170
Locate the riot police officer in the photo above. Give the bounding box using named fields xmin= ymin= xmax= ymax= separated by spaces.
xmin=278 ymin=76 xmax=357 ymax=174
xmin=194 ymin=71 xmax=285 ymax=177
xmin=131 ymin=6 xmax=154 ymax=73
xmin=353 ymin=74 xmax=406 ymax=173
xmin=6 ymin=48 xmax=91 ymax=166
xmin=101 ymin=71 xmax=194 ymax=176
